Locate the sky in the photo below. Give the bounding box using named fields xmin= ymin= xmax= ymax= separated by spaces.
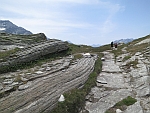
xmin=0 ymin=0 xmax=150 ymax=45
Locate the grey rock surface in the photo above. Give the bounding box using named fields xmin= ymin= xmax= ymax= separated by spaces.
xmin=0 ymin=54 xmax=97 ymax=113
xmin=123 ymin=102 xmax=143 ymax=113
xmin=85 ymin=48 xmax=150 ymax=113
xmin=0 ymin=39 xmax=68 ymax=72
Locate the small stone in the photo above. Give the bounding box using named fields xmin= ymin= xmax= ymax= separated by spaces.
xmin=35 ymin=71 xmax=43 ymax=74
xmin=58 ymin=94 xmax=65 ymax=102
xmin=101 ymin=57 xmax=105 ymax=61
xmin=26 ymin=73 xmax=31 ymax=75
xmin=117 ymin=59 xmax=122 ymax=62
xmin=97 ymin=78 xmax=107 ymax=84
xmin=116 ymin=109 xmax=122 ymax=113
xmin=46 ymin=67 xmax=51 ymax=71
xmin=18 ymin=84 xmax=29 ymax=91
xmin=135 ymin=52 xmax=141 ymax=56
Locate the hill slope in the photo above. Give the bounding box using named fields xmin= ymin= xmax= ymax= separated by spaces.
xmin=0 ymin=33 xmax=149 ymax=113
xmin=84 ymin=34 xmax=150 ymax=113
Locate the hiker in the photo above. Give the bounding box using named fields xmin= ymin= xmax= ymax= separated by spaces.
xmin=114 ymin=43 xmax=118 ymax=49
xmin=111 ymin=41 xmax=113 ymax=49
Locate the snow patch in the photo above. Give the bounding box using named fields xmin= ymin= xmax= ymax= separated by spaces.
xmin=0 ymin=28 xmax=6 ymax=31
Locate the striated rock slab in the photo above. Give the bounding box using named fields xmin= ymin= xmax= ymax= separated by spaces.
xmin=0 ymin=39 xmax=68 ymax=73
xmin=0 ymin=55 xmax=97 ymax=113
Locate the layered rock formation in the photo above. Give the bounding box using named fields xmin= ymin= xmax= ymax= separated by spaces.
xmin=0 ymin=39 xmax=68 ymax=71
xmin=0 ymin=33 xmax=69 ymax=73
xmin=0 ymin=32 xmax=97 ymax=113
xmin=0 ymin=54 xmax=97 ymax=113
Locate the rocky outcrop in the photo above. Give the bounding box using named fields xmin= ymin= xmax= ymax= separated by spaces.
xmin=0 ymin=38 xmax=68 ymax=73
xmin=0 ymin=54 xmax=97 ymax=113
xmin=0 ymin=32 xmax=96 ymax=113
xmin=0 ymin=33 xmax=47 ymax=46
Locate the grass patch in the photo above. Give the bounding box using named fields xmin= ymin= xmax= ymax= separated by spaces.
xmin=115 ymin=96 xmax=137 ymax=106
xmin=50 ymin=57 xmax=102 ymax=113
xmin=125 ymin=58 xmax=138 ymax=69
xmin=126 ymin=43 xmax=149 ymax=55
xmin=73 ymin=54 xmax=83 ymax=60
xmin=0 ymin=48 xmax=20 ymax=62
xmin=105 ymin=96 xmax=137 ymax=113
xmin=122 ymin=55 xmax=131 ymax=62
xmin=0 ymin=49 xmax=70 ymax=74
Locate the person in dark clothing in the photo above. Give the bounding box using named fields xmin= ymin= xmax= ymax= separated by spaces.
xmin=111 ymin=41 xmax=113 ymax=49
xmin=114 ymin=43 xmax=118 ymax=49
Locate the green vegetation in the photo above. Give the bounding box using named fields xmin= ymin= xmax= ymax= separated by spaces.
xmin=105 ymin=96 xmax=137 ymax=113
xmin=125 ymin=58 xmax=138 ymax=69
xmin=51 ymin=57 xmax=102 ymax=113
xmin=126 ymin=35 xmax=150 ymax=55
xmin=68 ymin=43 xmax=110 ymax=54
xmin=68 ymin=44 xmax=93 ymax=54
xmin=122 ymin=55 xmax=131 ymax=62
xmin=115 ymin=96 xmax=137 ymax=106
xmin=73 ymin=54 xmax=83 ymax=60
xmin=0 ymin=33 xmax=46 ymax=45
xmin=0 ymin=48 xmax=20 ymax=62
xmin=0 ymin=49 xmax=70 ymax=74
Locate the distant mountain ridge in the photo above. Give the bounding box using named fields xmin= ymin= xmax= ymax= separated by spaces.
xmin=90 ymin=39 xmax=133 ymax=47
xmin=114 ymin=38 xmax=134 ymax=44
xmin=0 ymin=20 xmax=32 ymax=35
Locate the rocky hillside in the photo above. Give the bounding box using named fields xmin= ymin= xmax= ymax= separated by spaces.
xmin=0 ymin=33 xmax=149 ymax=113
xmin=0 ymin=33 xmax=68 ymax=73
xmin=0 ymin=32 xmax=97 ymax=113
xmin=84 ymin=35 xmax=150 ymax=113
xmin=0 ymin=20 xmax=32 ymax=35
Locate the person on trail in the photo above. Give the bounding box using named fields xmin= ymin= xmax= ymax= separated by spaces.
xmin=111 ymin=41 xmax=113 ymax=49
xmin=114 ymin=43 xmax=118 ymax=49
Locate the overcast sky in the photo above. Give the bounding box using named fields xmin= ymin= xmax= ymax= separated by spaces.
xmin=0 ymin=0 xmax=150 ymax=45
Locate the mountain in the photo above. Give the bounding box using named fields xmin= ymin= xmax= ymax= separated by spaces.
xmin=90 ymin=38 xmax=133 ymax=47
xmin=114 ymin=38 xmax=134 ymax=44
xmin=90 ymin=44 xmax=101 ymax=47
xmin=0 ymin=20 xmax=32 ymax=35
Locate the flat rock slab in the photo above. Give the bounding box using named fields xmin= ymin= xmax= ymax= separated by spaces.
xmin=85 ymin=89 xmax=132 ymax=113
xmin=102 ymin=61 xmax=121 ymax=72
xmin=102 ymin=52 xmax=121 ymax=73
xmin=97 ymin=72 xmax=126 ymax=88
